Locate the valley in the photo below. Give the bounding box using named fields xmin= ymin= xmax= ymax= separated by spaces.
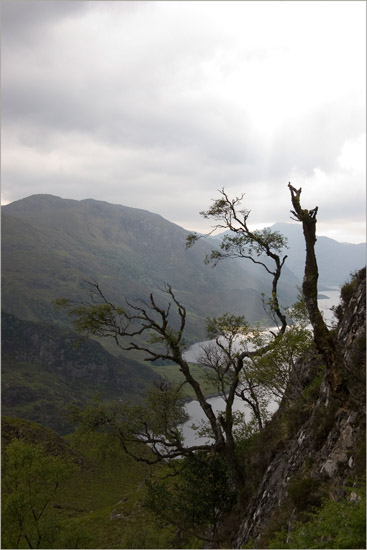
xmin=2 ymin=194 xmax=366 ymax=549
xmin=2 ymin=195 xmax=364 ymax=434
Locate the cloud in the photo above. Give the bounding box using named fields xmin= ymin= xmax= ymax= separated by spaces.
xmin=268 ymin=98 xmax=365 ymax=177
xmin=1 ymin=1 xmax=365 ymax=242
xmin=1 ymin=0 xmax=90 ymax=46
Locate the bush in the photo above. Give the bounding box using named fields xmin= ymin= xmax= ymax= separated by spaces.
xmin=1 ymin=439 xmax=87 ymax=549
xmin=269 ymin=486 xmax=366 ymax=549
xmin=145 ymin=453 xmax=237 ymax=544
xmin=340 ymin=268 xmax=365 ymax=308
xmin=288 ymin=475 xmax=323 ymax=511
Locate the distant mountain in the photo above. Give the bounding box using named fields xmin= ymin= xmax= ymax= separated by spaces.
xmin=2 ymin=311 xmax=158 ymax=434
xmin=270 ymin=222 xmax=365 ymax=288
xmin=210 ymin=223 xmax=365 ymax=290
xmin=2 ymin=195 xmax=298 ymax=341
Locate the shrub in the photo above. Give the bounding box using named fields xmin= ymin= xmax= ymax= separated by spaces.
xmin=340 ymin=268 xmax=365 ymax=308
xmin=288 ymin=475 xmax=323 ymax=511
xmin=268 ymin=486 xmax=366 ymax=549
xmin=1 ymin=439 xmax=82 ymax=549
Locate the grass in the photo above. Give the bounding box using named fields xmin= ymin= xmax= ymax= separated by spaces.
xmin=51 ymin=436 xmax=179 ymax=549
xmin=2 ymin=417 xmax=179 ymax=549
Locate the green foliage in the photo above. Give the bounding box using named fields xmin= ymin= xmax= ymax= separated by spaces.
xmin=202 ymin=226 xmax=288 ymax=267
xmin=144 ymin=379 xmax=188 ymax=437
xmin=206 ymin=313 xmax=249 ymax=340
xmin=67 ymin=380 xmax=188 ymax=465
xmin=151 ymin=362 xmax=219 ymax=399
xmin=1 ymin=416 xmax=76 ymax=459
xmin=56 ymin=429 xmax=177 ymax=549
xmin=179 ymin=454 xmax=237 ymax=530
xmin=185 ymin=232 xmax=200 ymax=249
xmin=287 ymin=475 xmax=324 ymax=511
xmin=250 ymin=324 xmax=313 ymax=400
xmin=54 ymin=299 xmax=126 ymax=338
xmin=301 ymin=366 xmax=325 ymax=403
xmin=286 ymin=291 xmax=310 ymax=326
xmin=1 ymin=439 xmax=82 ymax=549
xmin=145 ymin=453 xmax=237 ymax=543
xmin=334 ymin=267 xmax=366 ymax=321
xmin=1 ymin=418 xmax=179 ymax=549
xmin=268 ymin=486 xmax=366 ymax=549
xmin=236 ymin=294 xmax=313 ymax=415
xmin=220 ymin=228 xmax=288 ymax=258
xmin=340 ymin=269 xmax=365 ymax=306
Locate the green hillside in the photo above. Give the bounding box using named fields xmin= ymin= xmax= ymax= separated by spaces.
xmin=1 ymin=311 xmax=221 ymax=434
xmin=2 ymin=416 xmax=177 ymax=549
xmin=2 ymin=194 xmax=297 ymax=341
xmin=2 ymin=312 xmax=159 ymax=434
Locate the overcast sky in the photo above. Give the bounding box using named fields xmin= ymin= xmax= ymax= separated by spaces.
xmin=1 ymin=1 xmax=366 ymax=243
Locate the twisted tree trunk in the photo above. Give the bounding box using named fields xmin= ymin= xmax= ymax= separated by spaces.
xmin=288 ymin=183 xmax=340 ymax=391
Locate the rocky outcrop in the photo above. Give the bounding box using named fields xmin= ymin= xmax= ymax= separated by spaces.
xmin=234 ymin=268 xmax=366 ymax=548
xmin=2 ymin=311 xmax=158 ymax=433
xmin=2 ymin=311 xmax=156 ymax=386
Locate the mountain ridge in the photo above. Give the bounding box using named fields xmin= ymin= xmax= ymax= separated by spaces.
xmin=210 ymin=221 xmax=365 ymax=289
xmin=270 ymin=222 xmax=365 ymax=287
xmin=2 ymin=194 xmax=298 ymax=341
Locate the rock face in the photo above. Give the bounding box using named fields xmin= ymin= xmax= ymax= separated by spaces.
xmin=233 ymin=268 xmax=366 ymax=548
xmin=2 ymin=311 xmax=158 ymax=433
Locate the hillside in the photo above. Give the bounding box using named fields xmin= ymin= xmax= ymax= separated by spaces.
xmin=1 ymin=311 xmax=159 ymax=434
xmin=1 ymin=416 xmax=77 ymax=460
xmin=2 ymin=195 xmax=298 ymax=342
xmin=1 ymin=310 xmax=224 ymax=435
xmin=1 ymin=415 xmax=176 ymax=549
xmin=2 ymin=271 xmax=365 ymax=549
xmin=229 ymin=268 xmax=366 ymax=547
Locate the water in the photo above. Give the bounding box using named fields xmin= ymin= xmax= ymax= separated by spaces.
xmin=181 ymin=287 xmax=341 ymax=446
xmin=181 ymin=394 xmax=278 ymax=446
xmin=317 ymin=287 xmax=340 ymax=326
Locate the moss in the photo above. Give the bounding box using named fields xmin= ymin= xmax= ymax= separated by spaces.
xmin=288 ymin=475 xmax=324 ymax=511
xmin=253 ymin=500 xmax=294 ymax=549
xmin=311 ymin=401 xmax=339 ymax=449
xmin=354 ymin=436 xmax=366 ymax=478
xmin=351 ymin=333 xmax=366 ymax=371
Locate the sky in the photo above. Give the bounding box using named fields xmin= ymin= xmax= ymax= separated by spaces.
xmin=1 ymin=1 xmax=366 ymax=243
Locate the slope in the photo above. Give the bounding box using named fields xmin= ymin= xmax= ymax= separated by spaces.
xmin=1 ymin=311 xmax=158 ymax=434
xmin=2 ymin=195 xmax=298 ymax=341
xmin=231 ymin=269 xmax=366 ymax=548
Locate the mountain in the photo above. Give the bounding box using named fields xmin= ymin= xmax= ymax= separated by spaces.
xmin=270 ymin=222 xmax=365 ymax=288
xmin=1 ymin=195 xmax=301 ymax=434
xmin=1 ymin=195 xmax=298 ymax=342
xmin=1 ymin=311 xmax=159 ymax=434
xmin=232 ymin=268 xmax=366 ymax=548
